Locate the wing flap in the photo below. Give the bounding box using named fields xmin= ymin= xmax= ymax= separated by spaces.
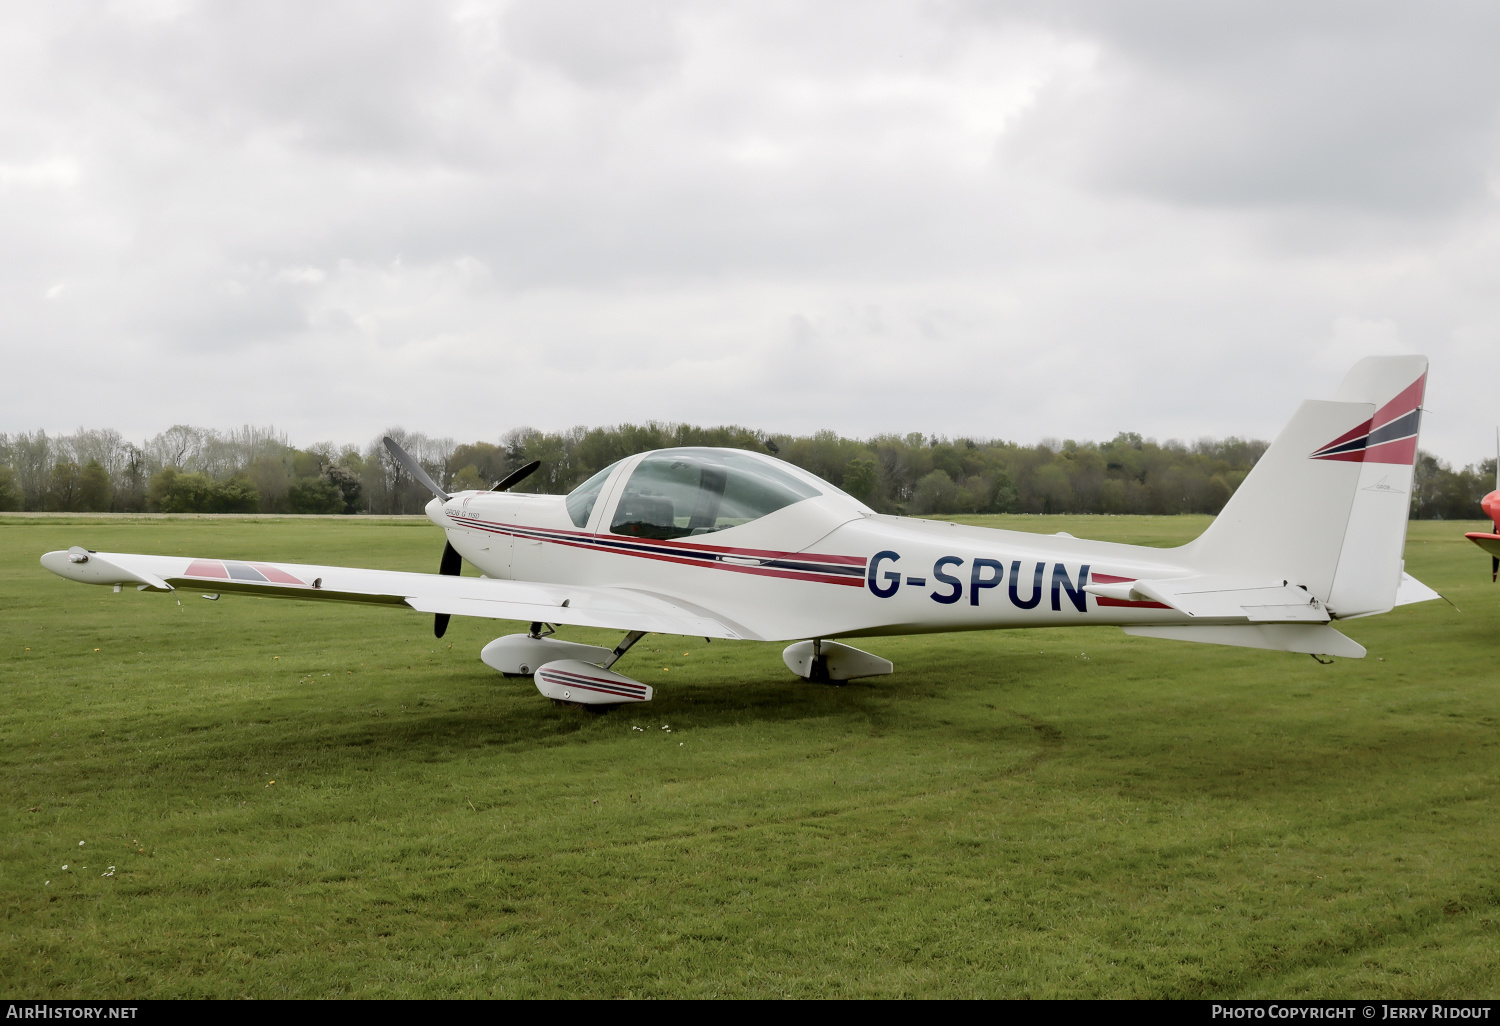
xmin=402 ymin=593 xmax=736 ymax=638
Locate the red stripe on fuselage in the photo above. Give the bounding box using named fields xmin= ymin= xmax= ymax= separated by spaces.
xmin=451 ymin=517 xmax=866 ymax=587
xmin=1088 ymin=571 xmax=1171 ymax=610
xmin=454 ymin=516 xmax=865 ymax=565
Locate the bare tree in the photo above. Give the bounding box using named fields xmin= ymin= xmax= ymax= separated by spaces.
xmin=10 ymin=431 xmax=53 ymax=510
xmin=147 ymin=424 xmax=208 ymax=472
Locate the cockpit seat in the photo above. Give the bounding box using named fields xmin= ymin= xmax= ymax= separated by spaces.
xmin=612 ymin=496 xmax=677 ymax=538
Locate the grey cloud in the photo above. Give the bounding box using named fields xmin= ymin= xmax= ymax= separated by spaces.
xmin=502 ymin=0 xmax=683 ymax=89
xmin=1 ymin=2 xmax=1498 ymax=466
xmin=996 ymin=1 xmax=1500 ymax=215
xmin=54 ymin=1 xmax=472 ymax=158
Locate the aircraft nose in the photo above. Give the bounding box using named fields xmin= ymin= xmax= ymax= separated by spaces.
xmin=1483 ymin=490 xmax=1500 ymax=524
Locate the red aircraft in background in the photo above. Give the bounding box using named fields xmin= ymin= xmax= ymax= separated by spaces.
xmin=1464 ymin=432 xmax=1500 ymax=582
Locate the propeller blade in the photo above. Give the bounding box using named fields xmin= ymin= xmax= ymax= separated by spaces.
xmin=493 ymin=460 xmax=541 ymax=491
xmin=439 ymin=541 xmax=462 ymax=576
xmin=1492 ymin=555 xmax=1497 ymax=584
xmin=383 ymin=436 xmax=449 ymax=501
xmin=434 ymin=542 xmax=462 ymax=638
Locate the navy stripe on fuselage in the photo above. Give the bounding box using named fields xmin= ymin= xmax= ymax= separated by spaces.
xmin=448 ymin=514 xmax=867 ymax=585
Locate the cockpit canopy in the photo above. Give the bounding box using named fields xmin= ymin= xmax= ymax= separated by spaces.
xmin=565 ymin=447 xmax=825 ymax=538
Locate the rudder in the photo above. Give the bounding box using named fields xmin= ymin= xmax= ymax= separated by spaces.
xmin=1325 ymin=356 xmax=1428 ymax=617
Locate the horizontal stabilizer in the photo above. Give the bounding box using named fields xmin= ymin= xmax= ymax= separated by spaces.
xmin=1123 ymin=624 xmax=1366 ymax=658
xmin=1394 ymin=572 xmax=1443 ymax=607
xmin=1085 ymin=575 xmax=1329 ymax=623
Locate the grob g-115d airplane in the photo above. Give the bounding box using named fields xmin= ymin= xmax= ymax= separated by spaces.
xmin=43 ymin=356 xmax=1439 ymax=707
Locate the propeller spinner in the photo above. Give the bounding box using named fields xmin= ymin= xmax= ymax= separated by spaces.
xmin=381 ymin=436 xmax=544 ymax=637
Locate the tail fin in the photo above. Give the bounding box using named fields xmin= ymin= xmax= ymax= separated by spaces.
xmin=1184 ymin=356 xmax=1427 ymax=618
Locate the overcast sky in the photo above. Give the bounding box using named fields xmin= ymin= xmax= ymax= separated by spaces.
xmin=4 ymin=1 xmax=1498 ymax=465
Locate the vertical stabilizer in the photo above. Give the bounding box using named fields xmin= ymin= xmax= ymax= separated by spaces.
xmin=1183 ymin=356 xmax=1426 ymax=614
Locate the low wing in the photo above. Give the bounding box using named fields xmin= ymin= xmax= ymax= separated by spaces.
xmin=40 ymin=547 xmax=748 ymax=640
xmin=1465 ymin=532 xmax=1500 ymax=558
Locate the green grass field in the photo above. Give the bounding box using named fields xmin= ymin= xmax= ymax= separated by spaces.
xmin=2 ymin=513 xmax=1497 ymax=998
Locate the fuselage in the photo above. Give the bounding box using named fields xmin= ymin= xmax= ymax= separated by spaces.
xmin=430 ymin=447 xmax=1204 ymax=643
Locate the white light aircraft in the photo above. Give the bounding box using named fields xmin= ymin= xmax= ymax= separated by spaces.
xmin=43 ymin=357 xmax=1441 ymax=707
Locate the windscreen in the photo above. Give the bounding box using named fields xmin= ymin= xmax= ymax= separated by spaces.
xmin=564 ymin=461 xmax=621 ymax=528
xmin=610 ymin=449 xmax=821 ymax=540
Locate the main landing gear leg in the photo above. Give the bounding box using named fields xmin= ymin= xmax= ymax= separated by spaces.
xmin=808 ymin=638 xmax=836 ymax=685
xmin=603 ymin=630 xmax=648 ymax=670
xmin=782 ymin=639 xmax=894 ymax=683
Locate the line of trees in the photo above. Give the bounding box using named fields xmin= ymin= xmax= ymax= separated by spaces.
xmin=1413 ymin=451 xmax=1499 ymax=521
xmin=0 ymin=422 xmax=1491 ymax=520
xmin=0 ymin=426 xmax=363 ymax=516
